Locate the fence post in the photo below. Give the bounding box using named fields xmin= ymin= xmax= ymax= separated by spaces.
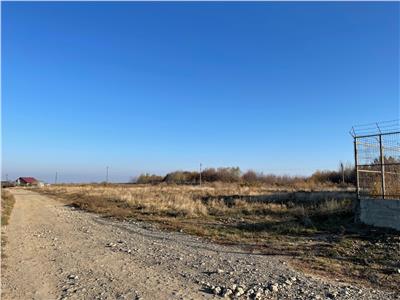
xmin=379 ymin=134 xmax=385 ymax=199
xmin=354 ymin=137 xmax=360 ymax=222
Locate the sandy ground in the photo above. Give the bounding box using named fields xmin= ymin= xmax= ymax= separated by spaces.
xmin=1 ymin=189 xmax=398 ymax=300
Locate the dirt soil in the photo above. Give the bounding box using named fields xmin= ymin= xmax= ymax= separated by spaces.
xmin=1 ymin=189 xmax=398 ymax=300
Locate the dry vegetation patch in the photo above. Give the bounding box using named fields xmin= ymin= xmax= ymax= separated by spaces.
xmin=1 ymin=189 xmax=15 ymax=226
xmin=37 ymin=184 xmax=399 ymax=292
xmin=1 ymin=188 xmax=16 ymax=267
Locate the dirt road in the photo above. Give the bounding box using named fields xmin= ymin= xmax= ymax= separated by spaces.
xmin=1 ymin=189 xmax=397 ymax=300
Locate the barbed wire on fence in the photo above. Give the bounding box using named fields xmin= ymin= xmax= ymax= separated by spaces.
xmin=350 ymin=119 xmax=400 ymax=137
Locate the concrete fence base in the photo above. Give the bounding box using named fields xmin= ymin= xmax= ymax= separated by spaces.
xmin=360 ymin=198 xmax=400 ymax=231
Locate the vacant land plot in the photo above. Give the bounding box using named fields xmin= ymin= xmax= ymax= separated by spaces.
xmin=38 ymin=184 xmax=400 ymax=292
xmin=4 ymin=188 xmax=398 ymax=300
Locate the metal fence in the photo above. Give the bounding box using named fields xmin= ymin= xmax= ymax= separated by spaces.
xmin=351 ymin=120 xmax=400 ymax=200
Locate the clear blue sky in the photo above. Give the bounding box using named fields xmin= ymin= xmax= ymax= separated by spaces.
xmin=2 ymin=2 xmax=399 ymax=183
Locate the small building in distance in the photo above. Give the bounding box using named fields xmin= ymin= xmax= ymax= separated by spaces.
xmin=16 ymin=177 xmax=39 ymax=186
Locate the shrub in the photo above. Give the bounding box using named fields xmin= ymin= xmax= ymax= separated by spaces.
xmin=163 ymin=171 xmax=199 ymax=184
xmin=310 ymin=164 xmax=355 ymax=185
xmin=163 ymin=167 xmax=241 ymax=184
xmin=242 ymin=170 xmax=258 ymax=183
xmin=135 ymin=163 xmax=357 ymax=187
xmin=136 ymin=173 xmax=164 ymax=184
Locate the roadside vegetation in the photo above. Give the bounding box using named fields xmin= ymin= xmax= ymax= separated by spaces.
xmin=135 ymin=164 xmax=356 ymax=186
xmin=37 ymin=183 xmax=399 ymax=292
xmin=1 ymin=189 xmax=15 ymax=226
xmin=1 ymin=188 xmax=16 ymax=266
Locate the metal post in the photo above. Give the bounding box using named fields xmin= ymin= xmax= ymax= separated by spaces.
xmin=353 ymin=138 xmax=360 ymax=222
xmin=55 ymin=172 xmax=58 ymax=184
xmin=340 ymin=162 xmax=345 ymax=184
xmin=354 ymin=139 xmax=359 ymax=199
xmin=379 ymin=135 xmax=385 ymax=199
xmin=199 ymin=163 xmax=202 ymax=186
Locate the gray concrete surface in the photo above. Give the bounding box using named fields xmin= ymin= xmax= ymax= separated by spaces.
xmin=360 ymin=198 xmax=400 ymax=231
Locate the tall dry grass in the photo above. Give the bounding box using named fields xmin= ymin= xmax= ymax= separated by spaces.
xmin=40 ymin=184 xmax=351 ymax=220
xmin=42 ymin=184 xmax=273 ymax=217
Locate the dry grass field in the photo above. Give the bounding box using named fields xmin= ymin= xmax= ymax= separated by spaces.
xmin=37 ymin=183 xmax=400 ymax=292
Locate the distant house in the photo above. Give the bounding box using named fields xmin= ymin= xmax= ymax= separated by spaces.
xmin=16 ymin=177 xmax=39 ymax=186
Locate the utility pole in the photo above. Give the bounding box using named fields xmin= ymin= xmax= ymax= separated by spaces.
xmin=55 ymin=172 xmax=58 ymax=184
xmin=199 ymin=163 xmax=202 ymax=186
xmin=106 ymin=166 xmax=109 ymax=183
xmin=6 ymin=174 xmax=8 ymax=181
xmin=340 ymin=162 xmax=345 ymax=184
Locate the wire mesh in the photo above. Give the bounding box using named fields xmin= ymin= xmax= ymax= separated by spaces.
xmin=355 ymin=131 xmax=400 ymax=199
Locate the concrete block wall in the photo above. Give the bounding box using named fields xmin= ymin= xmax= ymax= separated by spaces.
xmin=360 ymin=198 xmax=400 ymax=231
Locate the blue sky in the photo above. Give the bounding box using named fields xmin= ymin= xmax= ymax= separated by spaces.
xmin=2 ymin=2 xmax=399 ymax=183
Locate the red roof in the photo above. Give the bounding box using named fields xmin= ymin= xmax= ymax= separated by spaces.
xmin=19 ymin=177 xmax=38 ymax=184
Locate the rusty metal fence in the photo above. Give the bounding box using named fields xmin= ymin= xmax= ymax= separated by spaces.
xmin=352 ymin=120 xmax=400 ymax=200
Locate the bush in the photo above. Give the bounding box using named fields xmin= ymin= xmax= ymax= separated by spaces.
xmin=162 ymin=167 xmax=241 ymax=184
xmin=136 ymin=173 xmax=164 ymax=184
xmin=163 ymin=171 xmax=199 ymax=184
xmin=242 ymin=170 xmax=258 ymax=183
xmin=134 ymin=163 xmax=357 ymax=187
xmin=199 ymin=167 xmax=241 ymax=183
xmin=310 ymin=163 xmax=355 ymax=185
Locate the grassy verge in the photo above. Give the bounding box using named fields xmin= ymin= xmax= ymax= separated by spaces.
xmin=37 ymin=184 xmax=399 ymax=291
xmin=1 ymin=189 xmax=16 ymax=226
xmin=1 ymin=189 xmax=16 ymax=266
